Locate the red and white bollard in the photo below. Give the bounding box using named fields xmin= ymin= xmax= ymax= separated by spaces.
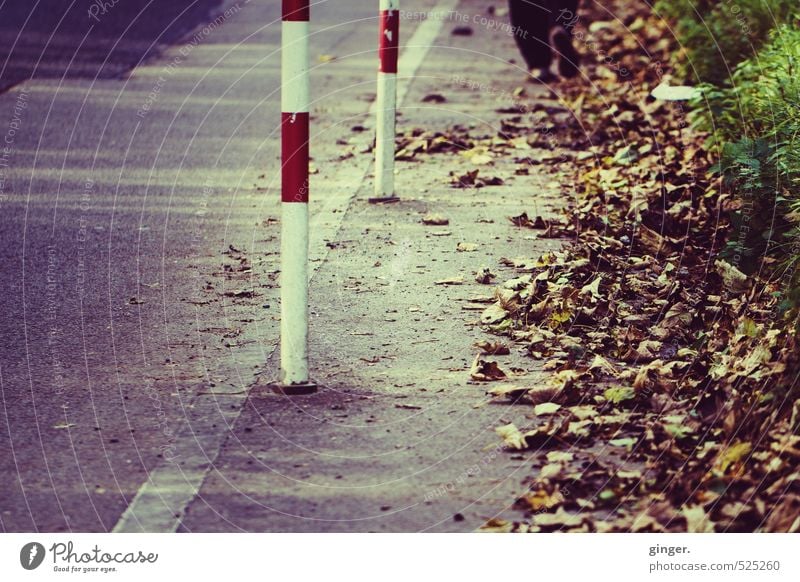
xmin=370 ymin=0 xmax=400 ymax=203
xmin=277 ymin=0 xmax=316 ymax=394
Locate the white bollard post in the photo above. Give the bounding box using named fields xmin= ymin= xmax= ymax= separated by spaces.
xmin=277 ymin=0 xmax=316 ymax=394
xmin=370 ymin=0 xmax=400 ymax=203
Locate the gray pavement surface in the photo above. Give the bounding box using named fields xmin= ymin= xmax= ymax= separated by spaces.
xmin=0 ymin=0 xmax=568 ymax=532
xmin=0 ymin=0 xmax=224 ymax=93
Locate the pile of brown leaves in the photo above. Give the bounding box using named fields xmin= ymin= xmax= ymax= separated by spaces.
xmin=474 ymin=0 xmax=800 ymax=532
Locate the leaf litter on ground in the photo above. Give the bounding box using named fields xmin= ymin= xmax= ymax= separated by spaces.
xmin=459 ymin=0 xmax=800 ymax=533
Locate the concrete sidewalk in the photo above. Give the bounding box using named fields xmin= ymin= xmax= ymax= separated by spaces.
xmin=171 ymin=0 xmax=573 ymax=532
xmin=0 ymin=0 xmax=573 ymax=533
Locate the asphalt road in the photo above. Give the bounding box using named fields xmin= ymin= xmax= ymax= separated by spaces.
xmin=0 ymin=0 xmax=559 ymax=532
xmin=0 ymin=0 xmax=227 ymax=93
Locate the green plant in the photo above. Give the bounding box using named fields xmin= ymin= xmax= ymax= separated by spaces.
xmin=654 ymin=0 xmax=798 ymax=85
xmin=716 ymin=138 xmax=788 ymax=273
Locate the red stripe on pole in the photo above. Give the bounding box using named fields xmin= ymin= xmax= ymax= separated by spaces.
xmin=282 ymin=0 xmax=310 ymax=21
xmin=379 ymin=10 xmax=399 ymax=74
xmin=281 ymin=112 xmax=310 ymax=203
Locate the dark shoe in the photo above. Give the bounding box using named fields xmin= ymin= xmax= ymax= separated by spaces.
xmin=550 ymin=26 xmax=580 ymax=78
xmin=529 ymin=67 xmax=557 ymax=84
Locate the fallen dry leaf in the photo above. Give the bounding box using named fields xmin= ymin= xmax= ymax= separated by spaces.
xmin=434 ymin=277 xmax=464 ymax=286
xmin=682 ymin=505 xmax=715 ymax=533
xmin=422 ymin=214 xmax=449 ymax=226
xmin=496 ymin=423 xmax=527 ymax=450
xmin=480 ymin=303 xmax=508 ymax=325
xmin=475 ymin=267 xmax=496 ymax=284
xmin=533 ymin=402 xmax=562 ymax=415
xmin=470 ymin=356 xmax=507 ymax=382
xmin=474 ymin=340 xmax=510 ymax=355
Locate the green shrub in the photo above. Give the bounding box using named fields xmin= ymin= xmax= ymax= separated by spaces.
xmin=700 ymin=25 xmax=800 ymax=142
xmin=716 ymin=138 xmax=788 ymax=273
xmin=645 ymin=5 xmax=799 ymax=521
xmin=706 ymin=27 xmax=800 ymax=290
xmin=654 ymin=0 xmax=798 ymax=85
xmin=655 ymin=2 xmax=800 ymax=314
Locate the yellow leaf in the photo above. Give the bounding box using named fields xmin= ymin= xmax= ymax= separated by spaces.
xmin=682 ymin=505 xmax=715 ymax=533
xmin=714 ymin=441 xmax=752 ymax=475
xmin=496 ymin=423 xmax=527 ymax=450
xmin=522 ymin=487 xmax=564 ymax=511
xmin=533 ymin=402 xmax=562 ymax=415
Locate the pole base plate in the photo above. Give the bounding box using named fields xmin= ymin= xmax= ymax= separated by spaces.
xmin=368 ymin=195 xmax=400 ymax=204
xmin=270 ymin=381 xmax=318 ymax=396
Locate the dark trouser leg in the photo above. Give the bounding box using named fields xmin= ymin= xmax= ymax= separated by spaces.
xmin=508 ymin=0 xmax=551 ymax=70
xmin=548 ymin=0 xmax=581 ymax=77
